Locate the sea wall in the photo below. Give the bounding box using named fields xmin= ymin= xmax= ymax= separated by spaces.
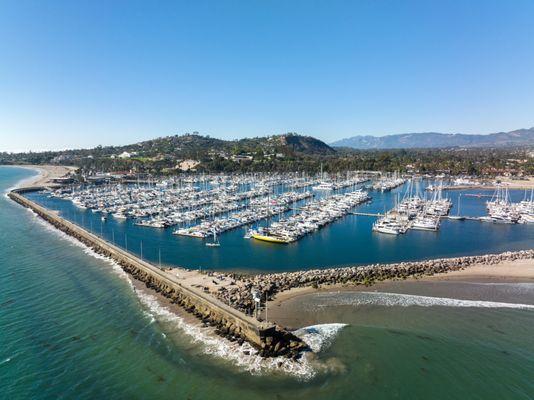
xmin=8 ymin=189 xmax=308 ymax=359
xmin=9 ymin=187 xmax=533 ymax=358
xmin=211 ymin=250 xmax=534 ymax=311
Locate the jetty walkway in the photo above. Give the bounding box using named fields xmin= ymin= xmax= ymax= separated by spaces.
xmin=8 ymin=187 xmax=308 ymax=358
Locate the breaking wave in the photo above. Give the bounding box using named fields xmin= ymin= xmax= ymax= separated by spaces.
xmin=313 ymin=291 xmax=534 ymax=310
xmin=26 ymin=208 xmax=345 ymax=379
xmin=0 ymin=357 xmax=12 ymax=366
xmin=3 ymin=166 xmax=42 ymax=197
xmin=294 ymin=324 xmax=347 ymax=353
xmin=135 ymin=289 xmax=320 ymax=379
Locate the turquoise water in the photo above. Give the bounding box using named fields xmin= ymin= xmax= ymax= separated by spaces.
xmin=26 ymin=177 xmax=534 ymax=272
xmin=2 ymin=166 xmax=534 ymax=399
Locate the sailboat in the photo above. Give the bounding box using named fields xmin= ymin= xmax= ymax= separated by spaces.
xmin=312 ymin=163 xmax=334 ymax=191
xmin=448 ymin=194 xmax=465 ymax=220
xmin=205 ymin=229 xmax=220 ymax=247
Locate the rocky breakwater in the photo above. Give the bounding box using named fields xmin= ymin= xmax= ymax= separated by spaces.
xmin=129 ymin=267 xmax=309 ymax=360
xmin=210 ymin=250 xmax=534 ymax=313
xmin=8 ymin=189 xmax=309 ymax=360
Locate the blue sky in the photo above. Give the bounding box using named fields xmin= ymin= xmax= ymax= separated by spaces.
xmin=1 ymin=0 xmax=533 ymax=151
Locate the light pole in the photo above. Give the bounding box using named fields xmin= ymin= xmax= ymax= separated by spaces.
xmin=251 ymin=288 xmax=261 ymax=320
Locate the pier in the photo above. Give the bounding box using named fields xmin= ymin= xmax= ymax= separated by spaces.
xmin=349 ymin=211 xmax=384 ymax=217
xmin=442 ymin=215 xmax=481 ymax=221
xmin=462 ymin=193 xmax=494 ymax=198
xmin=349 ymin=211 xmax=483 ymax=222
xmin=8 ymin=188 xmax=308 ymax=358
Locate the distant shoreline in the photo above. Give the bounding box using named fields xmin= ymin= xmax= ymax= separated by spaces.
xmin=4 ymin=164 xmax=76 ymax=189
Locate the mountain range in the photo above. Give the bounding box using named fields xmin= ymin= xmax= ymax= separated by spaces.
xmin=330 ymin=127 xmax=534 ymax=149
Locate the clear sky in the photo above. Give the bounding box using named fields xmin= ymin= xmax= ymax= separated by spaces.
xmin=1 ymin=0 xmax=534 ymax=152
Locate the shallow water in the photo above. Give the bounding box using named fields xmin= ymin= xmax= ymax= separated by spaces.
xmin=2 ymin=166 xmax=534 ymax=399
xmin=270 ymin=281 xmax=534 ymax=399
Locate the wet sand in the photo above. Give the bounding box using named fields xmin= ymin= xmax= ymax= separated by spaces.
xmin=268 ymin=258 xmax=534 ymax=329
xmin=11 ymin=164 xmax=76 ymax=189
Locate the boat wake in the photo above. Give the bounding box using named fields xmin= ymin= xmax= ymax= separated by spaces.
xmin=313 ymin=291 xmax=534 ymax=310
xmin=26 ymin=209 xmax=345 ymax=379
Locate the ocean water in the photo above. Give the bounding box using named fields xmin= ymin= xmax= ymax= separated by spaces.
xmin=26 ymin=177 xmax=534 ymax=272
xmin=2 ymin=166 xmax=534 ymax=399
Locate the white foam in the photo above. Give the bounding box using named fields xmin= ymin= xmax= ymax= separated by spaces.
xmin=314 ymin=291 xmax=534 ymax=310
xmin=0 ymin=357 xmax=12 ymax=366
xmin=294 ymin=323 xmax=347 ymax=353
xmin=135 ymin=289 xmax=318 ymax=379
xmin=29 ymin=209 xmax=134 ymax=288
xmin=25 ymin=208 xmax=327 ymax=379
xmin=3 ymin=166 xmax=42 ymax=197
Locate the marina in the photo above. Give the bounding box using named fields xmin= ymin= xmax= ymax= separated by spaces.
xmin=372 ymin=182 xmax=451 ymax=234
xmin=174 ymin=191 xmax=313 ymax=238
xmin=250 ymin=190 xmax=370 ymax=243
xmin=484 ymin=187 xmax=534 ymax=224
xmin=372 ymin=172 xmax=406 ymax=192
xmin=3 ymin=2 xmax=534 ymax=398
xmin=24 ymin=174 xmax=534 ymax=272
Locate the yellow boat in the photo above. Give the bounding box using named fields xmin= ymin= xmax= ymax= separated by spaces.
xmin=251 ymin=233 xmax=292 ymax=244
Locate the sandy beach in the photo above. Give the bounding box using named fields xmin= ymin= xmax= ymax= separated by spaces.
xmin=498 ymin=176 xmax=534 ymax=189
xmin=9 ymin=164 xmax=77 ymax=189
xmin=267 ymin=257 xmax=534 ymax=328
xmin=445 ymin=176 xmax=534 ymax=191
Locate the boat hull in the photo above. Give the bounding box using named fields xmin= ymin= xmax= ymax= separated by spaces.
xmin=251 ymin=233 xmax=292 ymax=244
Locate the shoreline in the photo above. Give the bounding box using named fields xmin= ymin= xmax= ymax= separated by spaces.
xmin=5 ymin=179 xmax=534 ymax=360
xmin=268 ymin=258 xmax=534 ymax=309
xmin=4 ymin=164 xmax=77 ymax=189
xmin=443 ymin=176 xmax=534 ymax=191
xmin=439 ymin=176 xmax=534 ymax=191
xmin=209 ymin=250 xmax=534 ymax=322
xmin=266 ymin=258 xmax=534 ymax=329
xmin=7 ymin=187 xmax=310 ymax=359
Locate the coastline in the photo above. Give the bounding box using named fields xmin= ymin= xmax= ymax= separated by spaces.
xmin=441 ymin=176 xmax=534 ymax=191
xmin=5 ymin=164 xmax=76 ymax=189
xmin=267 ymin=258 xmax=534 ymax=329
xmin=7 ymin=187 xmax=310 ymax=360
xmin=269 ymin=258 xmax=534 ymax=307
xmin=5 ymin=173 xmax=534 ymax=363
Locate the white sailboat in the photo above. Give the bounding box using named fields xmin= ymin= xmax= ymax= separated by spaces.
xmin=205 ymin=229 xmax=220 ymax=247
xmin=449 ymin=194 xmax=465 ymax=220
